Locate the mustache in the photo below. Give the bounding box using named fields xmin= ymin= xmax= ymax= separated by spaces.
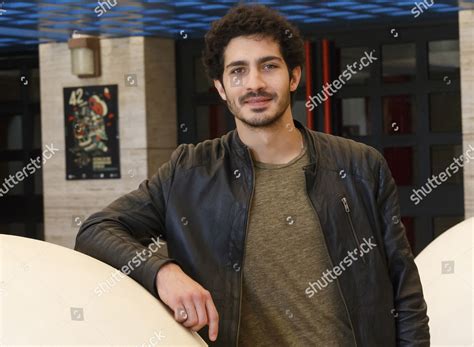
xmin=240 ymin=91 xmax=276 ymax=104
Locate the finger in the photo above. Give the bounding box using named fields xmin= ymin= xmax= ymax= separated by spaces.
xmin=182 ymin=299 xmax=199 ymax=328
xmin=174 ymin=305 xmax=188 ymax=323
xmin=205 ymin=295 xmax=219 ymax=341
xmin=190 ymin=293 xmax=208 ymax=331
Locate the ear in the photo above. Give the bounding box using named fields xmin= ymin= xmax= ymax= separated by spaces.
xmin=214 ymin=79 xmax=227 ymax=101
xmin=289 ymin=66 xmax=302 ymax=93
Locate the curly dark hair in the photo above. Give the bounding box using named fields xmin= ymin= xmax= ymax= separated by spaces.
xmin=202 ymin=4 xmax=305 ymax=102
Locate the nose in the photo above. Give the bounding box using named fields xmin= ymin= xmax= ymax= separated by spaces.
xmin=245 ymin=68 xmax=266 ymax=91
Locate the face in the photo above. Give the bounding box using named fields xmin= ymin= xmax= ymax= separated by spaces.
xmin=214 ymin=35 xmax=301 ymax=129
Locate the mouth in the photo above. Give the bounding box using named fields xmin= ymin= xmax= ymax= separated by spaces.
xmin=244 ymin=97 xmax=273 ymax=108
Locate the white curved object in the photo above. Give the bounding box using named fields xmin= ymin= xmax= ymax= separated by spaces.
xmin=415 ymin=217 xmax=473 ymax=346
xmin=0 ymin=235 xmax=207 ymax=346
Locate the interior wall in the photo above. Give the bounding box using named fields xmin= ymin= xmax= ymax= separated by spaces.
xmin=39 ymin=36 xmax=177 ymax=247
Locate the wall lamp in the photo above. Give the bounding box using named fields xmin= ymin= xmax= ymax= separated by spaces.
xmin=68 ymin=35 xmax=101 ymax=78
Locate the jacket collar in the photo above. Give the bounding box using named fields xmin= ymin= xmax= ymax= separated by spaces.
xmin=229 ymin=118 xmax=320 ymax=173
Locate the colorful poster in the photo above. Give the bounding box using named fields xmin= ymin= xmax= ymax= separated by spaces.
xmin=64 ymin=85 xmax=120 ymax=180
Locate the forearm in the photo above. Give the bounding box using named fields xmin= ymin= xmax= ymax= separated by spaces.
xmin=373 ymin=149 xmax=430 ymax=345
xmin=75 ymin=215 xmax=177 ymax=298
xmin=392 ymin=244 xmax=430 ymax=346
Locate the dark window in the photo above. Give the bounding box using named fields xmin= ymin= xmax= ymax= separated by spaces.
xmin=0 ymin=53 xmax=43 ymax=239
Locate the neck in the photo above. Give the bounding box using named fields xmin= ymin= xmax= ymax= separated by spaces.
xmin=236 ymin=114 xmax=303 ymax=165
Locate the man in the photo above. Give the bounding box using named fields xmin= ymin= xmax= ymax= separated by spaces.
xmin=75 ymin=4 xmax=430 ymax=346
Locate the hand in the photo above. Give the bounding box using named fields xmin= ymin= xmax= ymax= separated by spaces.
xmin=156 ymin=262 xmax=219 ymax=342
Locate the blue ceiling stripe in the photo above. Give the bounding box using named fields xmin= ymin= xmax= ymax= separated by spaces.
xmin=394 ymin=0 xmax=420 ymax=5
xmin=139 ymin=16 xmax=164 ymax=22
xmin=0 ymin=25 xmax=67 ymax=40
xmin=202 ymin=16 xmax=222 ymax=21
xmin=433 ymin=7 xmax=462 ymax=12
xmin=161 ymin=19 xmax=188 ymax=25
xmin=114 ymin=6 xmax=145 ymax=12
xmin=181 ymin=22 xmax=209 ymax=28
xmin=347 ymin=14 xmax=376 ymax=19
xmin=68 ymin=8 xmax=95 ymax=15
xmin=40 ymin=0 xmax=78 ymax=3
xmin=47 ymin=22 xmax=77 ymax=29
xmin=249 ymin=0 xmax=278 ymax=4
xmin=368 ymin=7 xmax=402 ymax=13
xmin=302 ymin=17 xmax=331 ymax=23
xmin=346 ymin=4 xmax=381 ymax=10
xmin=199 ymin=4 xmax=230 ymax=10
xmin=324 ymin=1 xmax=361 ymax=7
xmin=4 ymin=2 xmax=35 ymax=9
xmin=277 ymin=5 xmax=311 ymax=11
xmin=102 ymin=28 xmax=132 ymax=33
xmin=176 ymin=13 xmax=204 ymax=19
xmin=78 ymin=27 xmax=99 ymax=32
xmin=286 ymin=14 xmax=309 ymax=20
xmin=42 ymin=15 xmax=82 ymax=21
xmin=102 ymin=21 xmax=143 ymax=28
xmin=387 ymin=10 xmax=414 ymax=16
xmin=142 ymin=8 xmax=170 ymax=14
xmin=0 ymin=9 xmax=25 ymax=15
xmin=323 ymin=11 xmax=356 ymax=17
xmin=173 ymin=1 xmax=205 ymax=7
xmin=36 ymin=6 xmax=66 ymax=12
xmin=303 ymin=8 xmax=331 ymax=14
xmin=146 ymin=25 xmax=167 ymax=30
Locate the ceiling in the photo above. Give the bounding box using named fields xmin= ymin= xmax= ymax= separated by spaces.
xmin=0 ymin=0 xmax=472 ymax=49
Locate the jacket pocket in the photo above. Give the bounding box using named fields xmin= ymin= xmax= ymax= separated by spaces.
xmin=341 ymin=196 xmax=366 ymax=264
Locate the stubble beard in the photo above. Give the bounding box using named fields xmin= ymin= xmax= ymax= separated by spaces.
xmin=226 ymin=91 xmax=291 ymax=129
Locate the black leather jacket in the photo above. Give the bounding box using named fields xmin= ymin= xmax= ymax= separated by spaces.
xmin=75 ymin=119 xmax=430 ymax=346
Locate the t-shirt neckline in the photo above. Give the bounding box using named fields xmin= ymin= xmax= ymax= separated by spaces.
xmin=254 ymin=133 xmax=307 ymax=170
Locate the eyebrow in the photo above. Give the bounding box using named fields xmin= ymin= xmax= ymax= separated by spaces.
xmin=225 ymin=56 xmax=283 ymax=70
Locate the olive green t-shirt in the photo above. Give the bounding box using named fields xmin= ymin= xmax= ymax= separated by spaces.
xmin=238 ymin=133 xmax=355 ymax=346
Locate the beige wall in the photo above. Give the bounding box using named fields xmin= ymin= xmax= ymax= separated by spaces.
xmin=39 ymin=37 xmax=177 ymax=248
xmin=459 ymin=10 xmax=474 ymax=218
xmin=144 ymin=39 xmax=178 ymax=174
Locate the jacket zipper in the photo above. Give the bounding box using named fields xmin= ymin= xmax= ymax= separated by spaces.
xmin=341 ymin=197 xmax=366 ymax=264
xmin=305 ymin=168 xmax=358 ymax=347
xmin=235 ymin=147 xmax=255 ymax=347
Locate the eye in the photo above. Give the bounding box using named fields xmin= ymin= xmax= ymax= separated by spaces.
xmin=230 ymin=67 xmax=245 ymax=75
xmin=264 ymin=64 xmax=277 ymax=70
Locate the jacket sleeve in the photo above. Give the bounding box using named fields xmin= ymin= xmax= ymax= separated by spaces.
xmin=74 ymin=144 xmax=186 ymax=300
xmin=374 ymin=151 xmax=430 ymax=346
